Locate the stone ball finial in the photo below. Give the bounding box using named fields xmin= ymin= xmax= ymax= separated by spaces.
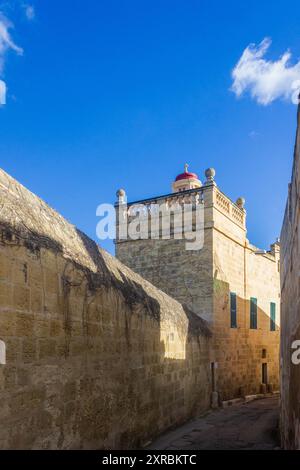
xmin=205 ymin=168 xmax=216 ymax=182
xmin=236 ymin=197 xmax=245 ymax=209
xmin=116 ymin=188 xmax=126 ymax=203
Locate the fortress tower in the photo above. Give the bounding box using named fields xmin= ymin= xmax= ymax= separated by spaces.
xmin=115 ymin=166 xmax=280 ymax=401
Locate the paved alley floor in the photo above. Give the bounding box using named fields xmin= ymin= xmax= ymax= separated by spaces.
xmin=148 ymin=396 xmax=280 ymax=450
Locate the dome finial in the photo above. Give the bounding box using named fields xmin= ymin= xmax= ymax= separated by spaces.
xmin=116 ymin=188 xmax=126 ymax=204
xmin=205 ymin=168 xmax=216 ymax=183
xmin=236 ymin=197 xmax=245 ymax=209
xmin=184 ymin=163 xmax=189 ymax=173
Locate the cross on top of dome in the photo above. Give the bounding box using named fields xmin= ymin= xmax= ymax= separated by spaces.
xmin=172 ymin=164 xmax=202 ymax=192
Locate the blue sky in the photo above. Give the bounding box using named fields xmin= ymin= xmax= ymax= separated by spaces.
xmin=0 ymin=0 xmax=299 ymax=254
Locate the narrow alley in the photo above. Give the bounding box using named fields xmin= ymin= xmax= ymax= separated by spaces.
xmin=148 ymin=396 xmax=280 ymax=450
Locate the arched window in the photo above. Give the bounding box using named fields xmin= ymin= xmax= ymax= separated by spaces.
xmin=0 ymin=340 xmax=6 ymax=365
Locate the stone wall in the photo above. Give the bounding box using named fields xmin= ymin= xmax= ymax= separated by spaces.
xmin=0 ymin=168 xmax=211 ymax=449
xmin=280 ymin=103 xmax=300 ymax=450
xmin=212 ymin=225 xmax=280 ymax=400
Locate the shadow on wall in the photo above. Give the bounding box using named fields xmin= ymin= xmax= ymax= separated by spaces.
xmin=0 ymin=221 xmax=212 ymax=450
xmin=76 ymin=227 xmax=211 ymax=346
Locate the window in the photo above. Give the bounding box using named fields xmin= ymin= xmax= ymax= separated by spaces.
xmin=250 ymin=297 xmax=257 ymax=329
xmin=230 ymin=292 xmax=237 ymax=328
xmin=270 ymin=302 xmax=276 ymax=331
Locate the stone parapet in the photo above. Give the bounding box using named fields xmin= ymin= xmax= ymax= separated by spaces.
xmin=115 ymin=182 xmax=246 ymax=244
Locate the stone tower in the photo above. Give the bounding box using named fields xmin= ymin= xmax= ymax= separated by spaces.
xmin=115 ymin=166 xmax=280 ymax=401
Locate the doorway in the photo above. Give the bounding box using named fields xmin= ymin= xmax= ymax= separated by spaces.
xmin=211 ymin=362 xmax=216 ymax=392
xmin=262 ymin=363 xmax=268 ymax=384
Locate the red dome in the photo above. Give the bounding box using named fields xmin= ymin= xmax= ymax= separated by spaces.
xmin=175 ymin=172 xmax=198 ymax=182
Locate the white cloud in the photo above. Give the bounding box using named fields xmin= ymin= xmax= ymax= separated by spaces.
xmin=23 ymin=4 xmax=35 ymax=21
xmin=0 ymin=78 xmax=6 ymax=104
xmin=231 ymin=38 xmax=300 ymax=105
xmin=0 ymin=15 xmax=23 ymax=62
xmin=0 ymin=12 xmax=23 ymax=106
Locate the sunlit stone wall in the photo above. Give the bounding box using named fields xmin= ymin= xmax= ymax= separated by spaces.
xmin=0 ymin=168 xmax=211 ymax=449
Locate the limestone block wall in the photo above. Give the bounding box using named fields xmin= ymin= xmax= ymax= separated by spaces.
xmin=0 ymin=168 xmax=211 ymax=450
xmin=212 ymin=229 xmax=280 ymax=400
xmin=280 ymin=104 xmax=300 ymax=450
xmin=116 ymin=232 xmax=213 ymax=322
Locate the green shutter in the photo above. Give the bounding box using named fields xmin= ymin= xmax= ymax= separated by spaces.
xmin=230 ymin=293 xmax=237 ymax=328
xmin=250 ymin=297 xmax=257 ymax=329
xmin=270 ymin=302 xmax=276 ymax=331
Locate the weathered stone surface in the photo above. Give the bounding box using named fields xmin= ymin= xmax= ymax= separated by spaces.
xmin=280 ymin=103 xmax=300 ymax=450
xmin=0 ymin=168 xmax=211 ymax=449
